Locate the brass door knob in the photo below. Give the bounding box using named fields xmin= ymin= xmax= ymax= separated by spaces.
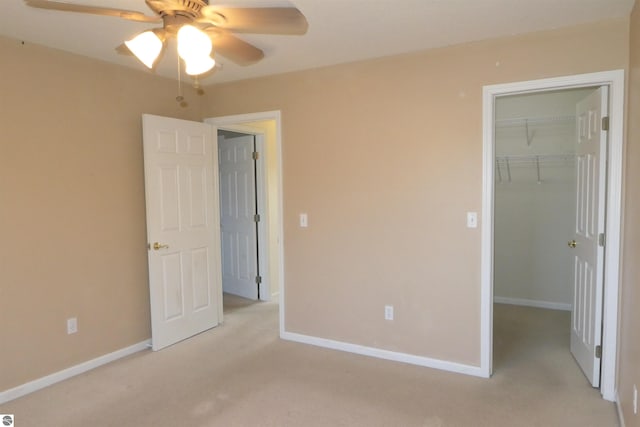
xmin=153 ymin=242 xmax=169 ymax=250
xmin=568 ymin=240 xmax=577 ymax=249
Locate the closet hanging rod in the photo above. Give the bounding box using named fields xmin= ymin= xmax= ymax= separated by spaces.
xmin=495 ymin=115 xmax=575 ymax=128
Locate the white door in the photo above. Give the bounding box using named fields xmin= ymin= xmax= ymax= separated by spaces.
xmin=570 ymin=87 xmax=608 ymax=387
xmin=142 ymin=114 xmax=222 ymax=351
xmin=218 ymin=134 xmax=259 ymax=300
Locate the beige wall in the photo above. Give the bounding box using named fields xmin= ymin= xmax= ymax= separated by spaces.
xmin=0 ymin=36 xmax=203 ymax=391
xmin=204 ymin=19 xmax=628 ymax=366
xmin=619 ymin=1 xmax=640 ymax=425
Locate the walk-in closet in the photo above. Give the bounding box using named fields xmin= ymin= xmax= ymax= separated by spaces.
xmin=494 ymin=88 xmax=595 ymax=309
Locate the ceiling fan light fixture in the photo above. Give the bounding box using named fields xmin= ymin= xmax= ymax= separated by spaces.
xmin=125 ymin=30 xmax=163 ymax=68
xmin=177 ymin=25 xmax=212 ymax=60
xmin=24 ymin=0 xmax=308 ymax=79
xmin=184 ymin=55 xmax=216 ymax=76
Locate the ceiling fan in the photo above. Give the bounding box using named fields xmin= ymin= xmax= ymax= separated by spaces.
xmin=24 ymin=0 xmax=308 ymax=76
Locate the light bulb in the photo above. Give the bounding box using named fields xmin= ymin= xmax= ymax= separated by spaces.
xmin=177 ymin=25 xmax=212 ymax=60
xmin=184 ymin=56 xmax=216 ymax=76
xmin=125 ymin=31 xmax=162 ymax=69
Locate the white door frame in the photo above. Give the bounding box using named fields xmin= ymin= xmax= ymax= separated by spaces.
xmin=205 ymin=111 xmax=285 ymax=331
xmin=218 ymin=127 xmax=268 ymax=300
xmin=480 ymin=70 xmax=624 ymax=401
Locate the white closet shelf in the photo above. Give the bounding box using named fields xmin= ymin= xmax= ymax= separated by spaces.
xmin=495 ymin=153 xmax=574 ymax=165
xmin=495 ymin=154 xmax=574 ymax=183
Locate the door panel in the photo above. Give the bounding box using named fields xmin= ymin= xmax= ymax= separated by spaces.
xmin=143 ymin=114 xmax=221 ymax=351
xmin=161 ymin=252 xmax=184 ymax=321
xmin=218 ymin=134 xmax=259 ymax=300
xmin=192 ymin=247 xmax=211 ymax=311
xmin=570 ymin=87 xmax=607 ymax=387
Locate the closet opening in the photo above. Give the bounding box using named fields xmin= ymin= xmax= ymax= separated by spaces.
xmin=492 ymin=86 xmax=606 ymax=389
xmin=482 ymin=70 xmax=625 ymax=401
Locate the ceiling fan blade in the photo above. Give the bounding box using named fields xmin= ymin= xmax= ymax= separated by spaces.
xmin=24 ymin=0 xmax=161 ymax=23
xmin=205 ymin=29 xmax=264 ymax=66
xmin=200 ymin=7 xmax=308 ymax=35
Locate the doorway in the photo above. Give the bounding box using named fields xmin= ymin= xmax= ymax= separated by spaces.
xmin=480 ymin=70 xmax=625 ymax=401
xmin=206 ymin=112 xmax=284 ymax=328
xmin=492 ymin=87 xmax=600 ymax=386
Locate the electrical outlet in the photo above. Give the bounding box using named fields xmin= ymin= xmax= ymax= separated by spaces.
xmin=634 ymin=384 xmax=638 ymax=415
xmin=384 ymin=305 xmax=394 ymax=321
xmin=67 ymin=317 xmax=78 ymax=335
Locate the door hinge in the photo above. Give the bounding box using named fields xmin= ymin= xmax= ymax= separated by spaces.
xmin=252 ymin=151 xmax=259 ymax=160
xmin=602 ymin=116 xmax=609 ymax=131
xmin=595 ymin=345 xmax=602 ymax=359
xmin=254 ymin=214 xmax=261 ymax=222
xmin=598 ymin=233 xmax=606 ymax=247
xmin=255 ymin=275 xmax=262 ymax=285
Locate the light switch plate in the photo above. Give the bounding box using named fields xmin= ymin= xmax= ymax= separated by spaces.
xmin=467 ymin=212 xmax=478 ymax=228
xmin=384 ymin=305 xmax=394 ymax=320
xmin=67 ymin=317 xmax=78 ymax=335
xmin=300 ymin=213 xmax=308 ymax=228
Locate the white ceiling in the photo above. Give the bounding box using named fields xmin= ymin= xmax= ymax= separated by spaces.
xmin=0 ymin=0 xmax=634 ymax=85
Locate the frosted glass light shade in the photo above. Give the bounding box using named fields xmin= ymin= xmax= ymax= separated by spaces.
xmin=184 ymin=56 xmax=216 ymax=76
xmin=125 ymin=31 xmax=162 ymax=68
xmin=177 ymin=25 xmax=212 ymax=60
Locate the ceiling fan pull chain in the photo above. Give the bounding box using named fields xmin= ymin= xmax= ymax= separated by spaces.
xmin=193 ymin=76 xmax=205 ymax=96
xmin=176 ymin=55 xmax=188 ymax=108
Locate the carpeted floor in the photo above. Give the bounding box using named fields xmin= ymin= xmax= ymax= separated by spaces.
xmin=0 ymin=299 xmax=619 ymax=426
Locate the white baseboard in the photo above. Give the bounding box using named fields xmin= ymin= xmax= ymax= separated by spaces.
xmin=494 ymin=296 xmax=571 ymax=311
xmin=616 ymin=391 xmax=627 ymax=427
xmin=281 ymin=331 xmax=486 ymax=378
xmin=0 ymin=339 xmax=151 ymax=404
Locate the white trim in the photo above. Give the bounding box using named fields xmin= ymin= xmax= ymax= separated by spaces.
xmin=616 ymin=392 xmax=627 ymax=427
xmin=481 ymin=78 xmax=496 ymax=378
xmin=205 ymin=111 xmax=284 ymax=333
xmin=600 ymin=72 xmax=624 ymax=401
xmin=493 ymin=296 xmax=571 ymax=311
xmin=281 ymin=331 xmax=486 ymax=378
xmin=254 ymin=133 xmax=269 ymax=300
xmin=0 ymin=340 xmax=151 ymax=404
xmin=481 ymin=70 xmax=625 ymax=401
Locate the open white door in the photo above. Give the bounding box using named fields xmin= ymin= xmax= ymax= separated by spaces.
xmin=142 ymin=114 xmax=222 ymax=351
xmin=218 ymin=134 xmax=259 ymax=300
xmin=570 ymin=87 xmax=608 ymax=387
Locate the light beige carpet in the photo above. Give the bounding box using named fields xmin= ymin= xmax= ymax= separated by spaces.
xmin=0 ymin=300 xmax=619 ymax=426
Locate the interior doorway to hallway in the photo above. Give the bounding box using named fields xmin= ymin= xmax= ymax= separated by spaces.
xmin=206 ymin=112 xmax=284 ymax=327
